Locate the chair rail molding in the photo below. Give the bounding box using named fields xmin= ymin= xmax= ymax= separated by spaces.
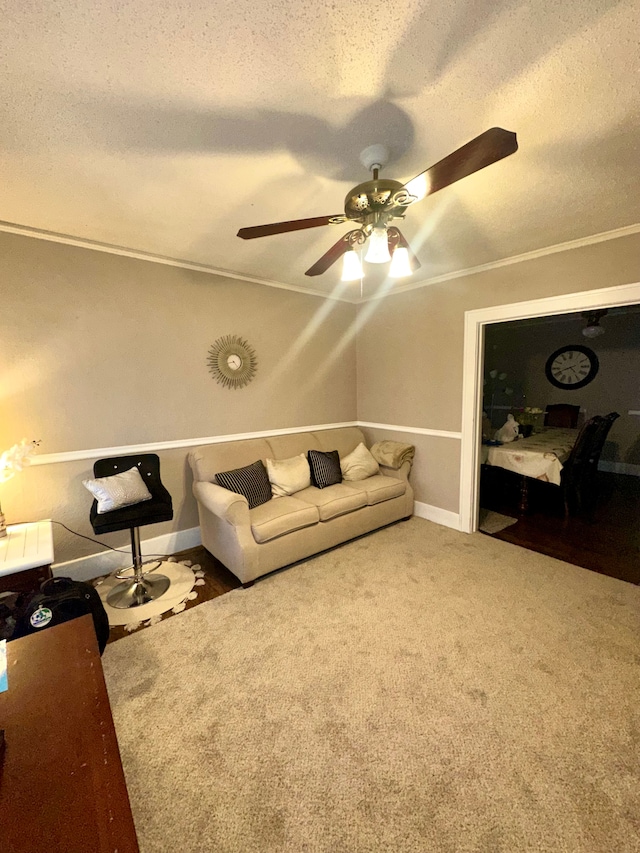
xmin=459 ymin=280 xmax=640 ymax=534
xmin=32 ymin=421 xmax=462 ymax=467
xmin=598 ymin=461 xmax=640 ymax=477
xmin=32 ymin=422 xmax=360 ymax=466
xmin=357 ymin=422 xmax=462 ymax=439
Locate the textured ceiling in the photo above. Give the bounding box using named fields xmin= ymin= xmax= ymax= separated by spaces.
xmin=2 ymin=0 xmax=639 ymax=300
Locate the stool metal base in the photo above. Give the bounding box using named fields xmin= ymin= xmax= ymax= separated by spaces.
xmin=115 ymin=559 xmax=162 ymax=580
xmin=105 ymin=527 xmax=172 ymax=609
xmin=107 ymin=572 xmax=171 ymax=609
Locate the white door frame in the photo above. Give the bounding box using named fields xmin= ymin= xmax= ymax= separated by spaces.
xmin=459 ymin=280 xmax=640 ymax=533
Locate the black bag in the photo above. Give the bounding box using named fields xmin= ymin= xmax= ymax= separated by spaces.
xmin=14 ymin=577 xmax=110 ymax=654
xmin=0 ymin=591 xmax=24 ymax=642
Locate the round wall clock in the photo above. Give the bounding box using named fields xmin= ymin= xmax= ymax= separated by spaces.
xmin=544 ymin=344 xmax=599 ymax=390
xmin=207 ymin=335 xmax=257 ymax=389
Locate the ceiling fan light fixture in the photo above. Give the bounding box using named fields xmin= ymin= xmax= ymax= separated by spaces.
xmin=238 ymin=128 xmax=518 ymax=278
xmin=582 ymin=323 xmax=605 ymax=338
xmin=341 ymin=249 xmax=363 ymax=281
xmin=581 ymin=308 xmax=607 ymax=338
xmin=365 ymin=227 xmax=391 ymax=264
xmin=389 ymin=246 xmax=412 ymax=278
xmin=403 ymin=172 xmax=430 ymax=202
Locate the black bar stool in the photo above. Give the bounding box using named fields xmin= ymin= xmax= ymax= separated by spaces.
xmin=89 ymin=454 xmax=173 ymax=609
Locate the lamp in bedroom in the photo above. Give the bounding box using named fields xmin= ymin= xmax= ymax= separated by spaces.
xmin=0 ymin=439 xmax=40 ymax=537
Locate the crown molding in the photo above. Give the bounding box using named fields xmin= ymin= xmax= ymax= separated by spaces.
xmin=3 ymin=218 xmax=638 ymax=307
xmin=358 ymin=222 xmax=640 ymax=302
xmin=0 ymin=219 xmax=355 ymax=303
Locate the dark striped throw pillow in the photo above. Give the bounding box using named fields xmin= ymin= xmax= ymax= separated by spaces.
xmin=215 ymin=460 xmax=272 ymax=509
xmin=307 ymin=449 xmax=342 ymax=489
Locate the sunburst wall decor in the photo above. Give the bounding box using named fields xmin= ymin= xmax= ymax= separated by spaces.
xmin=207 ymin=335 xmax=258 ymax=389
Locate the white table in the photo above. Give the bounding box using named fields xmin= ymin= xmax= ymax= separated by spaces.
xmin=0 ymin=520 xmax=54 ymax=593
xmin=481 ymin=428 xmax=579 ymax=513
xmin=482 ymin=428 xmax=578 ymax=486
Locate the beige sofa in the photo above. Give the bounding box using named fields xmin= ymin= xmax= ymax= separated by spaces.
xmin=188 ymin=426 xmax=413 ymax=585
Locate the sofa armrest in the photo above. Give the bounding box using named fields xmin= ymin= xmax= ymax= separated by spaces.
xmin=379 ymin=460 xmax=412 ymax=482
xmin=193 ymin=481 xmax=250 ymax=526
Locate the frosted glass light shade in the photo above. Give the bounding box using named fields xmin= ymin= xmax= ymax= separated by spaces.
xmin=341 ymin=250 xmax=363 ymax=281
xmin=582 ymin=324 xmax=604 ymax=338
xmin=389 ymin=246 xmax=412 ymax=278
xmin=404 ymin=172 xmax=430 ymax=202
xmin=364 ymin=228 xmax=391 ymax=263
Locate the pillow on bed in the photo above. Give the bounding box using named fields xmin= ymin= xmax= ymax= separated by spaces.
xmin=340 ymin=442 xmax=379 ymax=482
xmin=215 ymin=460 xmax=272 ymax=509
xmin=83 ymin=466 xmax=153 ymax=514
xmin=266 ymin=453 xmax=311 ymax=498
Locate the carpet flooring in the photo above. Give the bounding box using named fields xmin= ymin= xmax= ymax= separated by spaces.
xmin=103 ymin=517 xmax=640 ymax=853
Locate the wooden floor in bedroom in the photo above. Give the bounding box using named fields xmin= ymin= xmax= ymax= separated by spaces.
xmin=480 ymin=469 xmax=640 ymax=586
xmin=106 ymin=546 xmax=241 ymax=644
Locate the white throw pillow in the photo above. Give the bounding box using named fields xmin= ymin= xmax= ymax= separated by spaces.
xmin=83 ymin=466 xmax=153 ymax=514
xmin=265 ymin=453 xmax=311 ymax=498
xmin=340 ymin=442 xmax=379 ymax=481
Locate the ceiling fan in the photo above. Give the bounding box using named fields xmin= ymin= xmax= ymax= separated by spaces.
xmin=237 ymin=127 xmax=518 ymax=280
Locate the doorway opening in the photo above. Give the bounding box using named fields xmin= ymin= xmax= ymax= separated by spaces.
xmin=460 ymin=281 xmax=640 ymax=584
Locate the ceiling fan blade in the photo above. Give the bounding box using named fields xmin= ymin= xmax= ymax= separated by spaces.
xmin=388 ymin=228 xmax=421 ymax=271
xmin=237 ymin=215 xmax=343 ymax=240
xmin=403 ymin=127 xmax=518 ymax=201
xmin=305 ymin=233 xmax=354 ymax=277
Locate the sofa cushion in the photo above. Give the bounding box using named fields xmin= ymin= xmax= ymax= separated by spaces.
xmin=340 ymin=442 xmax=380 ymax=482
xmin=307 ymin=449 xmax=342 ymax=489
xmin=295 ymin=484 xmax=367 ymax=521
xmin=189 ymin=438 xmax=273 ymax=484
xmin=250 ymin=496 xmax=319 ymax=544
xmin=216 ymin=460 xmax=272 ymax=509
xmin=266 ymin=432 xmax=321 ymax=459
xmin=342 ymin=474 xmax=406 ymax=506
xmin=266 ymin=453 xmax=311 ymax=498
xmin=315 ymin=427 xmax=365 ymax=458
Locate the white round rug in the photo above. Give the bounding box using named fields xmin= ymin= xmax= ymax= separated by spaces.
xmin=94 ymin=560 xmax=204 ymax=630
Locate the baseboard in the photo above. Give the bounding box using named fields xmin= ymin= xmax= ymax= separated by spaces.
xmin=413 ymin=501 xmax=462 ymax=531
xmin=52 ymin=526 xmax=202 ymax=582
xmin=598 ymin=461 xmax=640 ymax=477
xmin=56 ymin=505 xmax=466 ymax=581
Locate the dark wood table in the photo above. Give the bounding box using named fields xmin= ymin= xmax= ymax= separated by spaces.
xmin=0 ymin=615 xmax=139 ymax=853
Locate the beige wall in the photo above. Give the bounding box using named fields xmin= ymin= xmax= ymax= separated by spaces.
xmin=361 ymin=427 xmax=461 ymax=513
xmin=0 ymin=232 xmax=357 ymax=562
xmin=485 ymin=312 xmax=640 ymax=465
xmin=3 ymin=227 xmax=639 ymax=564
xmin=356 ymin=231 xmax=640 ymax=511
